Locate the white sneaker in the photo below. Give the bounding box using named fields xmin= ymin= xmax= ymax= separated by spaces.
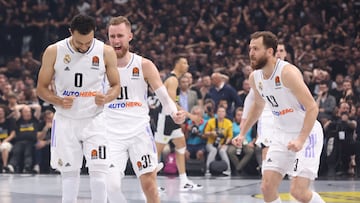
xmin=5 ymin=165 xmax=14 ymax=173
xmin=223 ymin=170 xmax=231 ymax=176
xmin=180 ymin=180 xmax=203 ymax=192
xmin=156 ymin=162 xmax=164 ymax=173
xmin=33 ymin=164 xmax=40 ymax=174
xmin=205 ymin=171 xmax=211 ymax=177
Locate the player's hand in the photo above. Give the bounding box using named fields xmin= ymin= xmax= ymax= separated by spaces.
xmin=287 ymin=138 xmax=305 ymax=152
xmin=95 ymin=92 xmax=107 ymax=106
xmin=171 ymin=110 xmax=186 ymax=124
xmin=62 ymin=96 xmax=75 ymax=109
xmin=232 ymin=135 xmax=244 ymax=147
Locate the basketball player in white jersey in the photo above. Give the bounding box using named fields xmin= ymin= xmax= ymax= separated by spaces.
xmin=36 ymin=14 xmax=120 ymax=203
xmin=241 ymin=42 xmax=288 ymax=162
xmin=105 ymin=16 xmax=186 ymax=203
xmin=232 ymin=31 xmax=325 ymax=203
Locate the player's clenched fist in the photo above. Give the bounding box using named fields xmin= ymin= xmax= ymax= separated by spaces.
xmin=232 ymin=135 xmax=244 ymax=148
xmin=62 ymin=96 xmax=75 ymax=109
xmin=287 ymin=138 xmax=305 ymax=152
xmin=95 ymin=92 xmax=107 ymax=106
xmin=171 ymin=110 xmax=186 ymax=124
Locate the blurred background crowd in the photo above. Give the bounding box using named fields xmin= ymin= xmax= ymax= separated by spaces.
xmin=0 ymin=0 xmax=360 ymax=177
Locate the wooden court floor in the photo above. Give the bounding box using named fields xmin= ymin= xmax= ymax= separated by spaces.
xmin=0 ymin=174 xmax=359 ymax=203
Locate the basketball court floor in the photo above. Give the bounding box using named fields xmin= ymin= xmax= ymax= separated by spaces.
xmin=0 ymin=174 xmax=359 ymax=203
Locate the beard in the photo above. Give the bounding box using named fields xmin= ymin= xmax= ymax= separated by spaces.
xmin=250 ymin=54 xmax=268 ymax=70
xmin=115 ymin=46 xmax=128 ymax=58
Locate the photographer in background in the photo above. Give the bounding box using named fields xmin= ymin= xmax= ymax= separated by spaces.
xmin=203 ymin=98 xmax=215 ymax=121
xmin=185 ymin=106 xmax=207 ymax=161
xmin=324 ymin=101 xmax=357 ymax=176
xmin=204 ymin=105 xmax=233 ymax=176
xmin=227 ymin=107 xmax=257 ymax=176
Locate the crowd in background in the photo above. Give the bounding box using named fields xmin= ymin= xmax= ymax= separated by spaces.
xmin=0 ymin=0 xmax=360 ymax=177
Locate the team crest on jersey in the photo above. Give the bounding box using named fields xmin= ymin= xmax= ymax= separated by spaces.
xmin=137 ymin=161 xmax=143 ymax=170
xmin=92 ymin=56 xmax=99 ymax=66
xmin=275 ymin=76 xmax=281 ymax=88
xmin=91 ymin=149 xmax=98 ymax=159
xmin=132 ymin=67 xmax=140 ymax=77
xmin=63 ymin=54 xmax=71 ymax=64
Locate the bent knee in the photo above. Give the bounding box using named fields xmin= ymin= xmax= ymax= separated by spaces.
xmin=261 ymin=179 xmax=277 ymax=194
xmin=289 ymin=186 xmax=310 ymax=202
xmin=140 ymin=172 xmax=157 ymax=192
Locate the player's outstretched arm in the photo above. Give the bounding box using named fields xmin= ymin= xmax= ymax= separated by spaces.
xmin=143 ymin=58 xmax=185 ymax=124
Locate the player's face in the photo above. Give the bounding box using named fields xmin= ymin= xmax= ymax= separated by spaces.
xmin=178 ymin=58 xmax=189 ymax=74
xmin=249 ymin=37 xmax=269 ymax=70
xmin=276 ymin=44 xmax=287 ymax=60
xmin=70 ymin=30 xmax=94 ymax=54
xmin=108 ymin=23 xmax=133 ymax=58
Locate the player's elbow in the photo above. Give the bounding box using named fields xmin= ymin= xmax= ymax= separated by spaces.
xmin=307 ymin=103 xmax=319 ymax=116
xmin=36 ymin=87 xmax=46 ymax=100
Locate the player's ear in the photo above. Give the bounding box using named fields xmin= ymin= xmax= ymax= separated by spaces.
xmin=129 ymin=32 xmax=133 ymax=42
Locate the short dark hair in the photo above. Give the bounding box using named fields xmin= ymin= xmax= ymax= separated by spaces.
xmin=250 ymin=31 xmax=278 ymax=56
xmin=173 ymin=56 xmax=185 ymax=66
xmin=70 ymin=14 xmax=96 ymax=35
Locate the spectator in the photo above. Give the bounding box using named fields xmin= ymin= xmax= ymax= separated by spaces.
xmin=203 ymin=105 xmax=233 ymax=176
xmin=183 ymin=72 xmax=203 ymax=107
xmin=238 ymin=79 xmax=251 ymax=106
xmin=8 ymin=105 xmax=40 ymax=173
xmin=324 ymin=101 xmax=357 ymax=177
xmin=205 ymin=72 xmax=242 ymax=119
xmin=227 ymin=107 xmax=256 ymax=176
xmin=329 ymin=73 xmax=345 ymax=104
xmin=178 ymin=75 xmax=199 ymax=113
xmin=184 ymin=105 xmax=207 ymax=162
xmin=34 ymin=109 xmax=54 ymax=174
xmin=0 ymin=105 xmax=16 ymax=173
xmin=199 ymin=74 xmax=211 ymax=100
xmin=315 ymin=81 xmax=337 ymax=125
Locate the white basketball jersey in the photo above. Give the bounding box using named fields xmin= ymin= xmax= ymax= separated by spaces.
xmin=53 ymin=38 xmax=106 ymax=119
xmin=253 ymin=59 xmax=306 ymax=132
xmin=105 ymin=53 xmax=150 ymax=136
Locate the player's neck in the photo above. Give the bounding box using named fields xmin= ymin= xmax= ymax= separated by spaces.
xmin=117 ymin=51 xmax=132 ymax=67
xmin=262 ymin=57 xmax=277 ymax=79
xmin=171 ymin=70 xmax=182 ymax=78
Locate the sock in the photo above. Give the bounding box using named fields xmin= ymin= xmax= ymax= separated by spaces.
xmin=89 ymin=171 xmax=107 ymax=203
xmin=61 ymin=171 xmax=80 ymax=203
xmin=309 ymin=191 xmax=325 ymax=203
xmin=179 ymin=173 xmax=188 ymax=184
xmin=266 ymin=196 xmax=282 ymax=203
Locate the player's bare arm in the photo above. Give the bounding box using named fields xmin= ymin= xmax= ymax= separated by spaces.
xmin=143 ymin=58 xmax=185 ymax=124
xmin=142 ymin=58 xmax=163 ymax=90
xmin=36 ymin=44 xmax=74 ymax=109
xmin=232 ymin=73 xmax=265 ymax=147
xmin=97 ymin=44 xmax=120 ymax=106
xmin=282 ymin=64 xmax=319 ymax=151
